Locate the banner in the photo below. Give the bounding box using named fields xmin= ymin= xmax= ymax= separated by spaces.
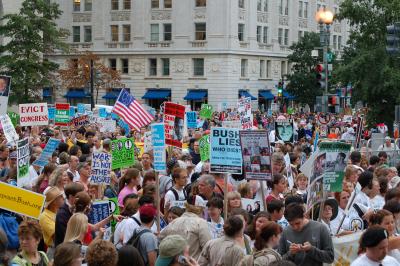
xmin=0 ymin=114 xmax=19 ymax=144
xmin=329 ymin=231 xmax=362 ymax=266
xmin=17 ymin=138 xmax=30 ymax=188
xmin=238 ymin=97 xmax=253 ymax=130
xmin=0 ymin=181 xmax=45 ymax=219
xmin=0 ymin=76 xmax=11 ymax=115
xmin=90 ymin=152 xmax=112 ymax=184
xmin=144 ymin=131 xmax=153 ymax=152
xmin=199 ymin=135 xmax=210 ymax=162
xmin=48 ymin=107 xmax=55 ymax=120
xmin=151 ymin=123 xmax=166 ymax=171
xmin=99 ymin=119 xmax=116 ymax=133
xmin=33 ymin=138 xmax=61 ymax=167
xmin=186 ymin=111 xmax=197 ymax=129
xmin=71 ymin=115 xmax=90 ymax=127
xmin=239 ymin=130 xmax=271 ymax=180
xmin=19 ymin=103 xmax=49 ymax=126
xmin=199 ymin=104 xmax=213 ymax=119
xmin=88 ymin=200 xmax=110 ymax=225
xmin=210 ymin=127 xmax=242 ymax=174
xmin=55 ymin=103 xmax=70 ymax=126
xmin=275 ymin=119 xmax=294 ymax=142
xmin=164 ymin=102 xmax=185 ymax=148
xmin=111 ymin=138 xmax=135 ymax=170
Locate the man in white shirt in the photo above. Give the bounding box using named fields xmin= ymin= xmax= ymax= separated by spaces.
xmin=67 ymin=155 xmax=80 ymax=182
xmin=351 ymin=227 xmax=400 ymax=266
xmin=164 ymin=168 xmax=188 ymax=216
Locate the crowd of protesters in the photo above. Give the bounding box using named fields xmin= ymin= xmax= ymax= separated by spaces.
xmin=0 ymin=107 xmax=400 ymax=266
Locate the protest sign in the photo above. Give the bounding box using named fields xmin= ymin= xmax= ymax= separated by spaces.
xmin=343 ymin=115 xmax=352 ymax=123
xmin=242 ymin=198 xmax=264 ymax=215
xmin=164 ymin=102 xmax=185 ymax=148
xmin=239 ymin=130 xmax=271 ymax=180
xmin=77 ymin=103 xmax=86 ymax=114
xmin=307 ymin=151 xmax=325 ymax=210
xmin=71 ymin=115 xmax=90 ymax=127
xmin=331 ymin=231 xmax=362 ymax=265
xmin=134 ymin=142 xmax=144 ymax=158
xmin=117 ymin=119 xmax=130 ymax=136
xmin=99 ymin=119 xmax=116 ymax=133
xmin=144 ymin=131 xmax=153 ymax=152
xmin=111 ymin=138 xmax=135 ymax=170
xmin=48 ymin=107 xmax=55 ymax=120
xmin=8 ymin=112 xmax=19 ymax=127
xmin=275 ymin=119 xmax=294 ymax=142
xmin=90 ymin=152 xmax=112 ymax=184
xmin=238 ymin=97 xmax=253 ymax=130
xmin=186 ymin=111 xmax=197 ymax=129
xmin=0 ymin=75 xmax=11 ymax=115
xmin=151 ymin=123 xmax=166 ymax=171
xmin=218 ymin=101 xmax=229 ymax=112
xmin=69 ymin=106 xmax=76 ymax=118
xmin=55 ymin=103 xmax=70 ymax=126
xmin=199 ymin=135 xmax=210 ymax=162
xmin=210 ymin=127 xmax=242 ymax=174
xmin=88 ymin=200 xmax=110 ymax=225
xmin=284 ymin=153 xmax=294 ymax=189
xmin=17 ymin=138 xmax=30 ymax=188
xmin=99 ymin=108 xmax=107 ymax=118
xmin=33 ymin=138 xmax=61 ymax=167
xmin=221 ymin=120 xmax=241 ymax=129
xmin=19 ymin=103 xmax=49 ymax=126
xmin=320 ymin=125 xmax=328 ymax=137
xmin=199 ymin=104 xmax=213 ymax=119
xmin=0 ymin=181 xmax=45 ymax=219
xmin=108 ymin=197 xmax=120 ymax=229
xmin=0 ymin=114 xmax=19 ymax=144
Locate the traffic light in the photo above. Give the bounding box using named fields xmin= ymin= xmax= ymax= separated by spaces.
xmin=277 ymin=82 xmax=283 ymax=97
xmin=386 ymin=23 xmax=400 ymax=55
xmin=315 ymin=64 xmax=326 ymax=88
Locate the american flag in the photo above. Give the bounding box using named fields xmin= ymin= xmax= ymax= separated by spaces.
xmin=112 ymin=89 xmax=154 ymax=131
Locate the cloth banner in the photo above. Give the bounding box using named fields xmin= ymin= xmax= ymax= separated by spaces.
xmin=324 ymin=231 xmax=362 ymax=266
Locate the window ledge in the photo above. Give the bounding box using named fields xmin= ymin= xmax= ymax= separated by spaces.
xmin=189 ymin=77 xmax=207 ymax=80
xmin=258 ymin=78 xmax=273 ymax=81
xmin=144 ymin=77 xmax=172 ymax=80
xmin=240 ymin=77 xmax=250 ymax=80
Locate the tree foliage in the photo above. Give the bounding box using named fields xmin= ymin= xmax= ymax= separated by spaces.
xmin=0 ymin=0 xmax=68 ymax=104
xmin=336 ymin=0 xmax=400 ymax=129
xmin=286 ymin=32 xmax=322 ymax=107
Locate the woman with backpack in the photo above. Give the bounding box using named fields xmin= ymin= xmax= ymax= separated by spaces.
xmin=240 ymin=221 xmax=282 ymax=266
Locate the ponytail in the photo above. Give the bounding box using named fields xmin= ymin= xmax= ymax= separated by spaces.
xmin=118 ymin=168 xmax=140 ymax=193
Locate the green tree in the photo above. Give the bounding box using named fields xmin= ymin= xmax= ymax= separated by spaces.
xmin=336 ymin=0 xmax=400 ymax=131
xmin=286 ymin=32 xmax=322 ymax=108
xmin=0 ymin=0 xmax=68 ymax=104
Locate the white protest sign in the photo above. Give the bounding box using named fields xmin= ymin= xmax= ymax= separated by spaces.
xmin=221 ymin=120 xmax=241 ymax=129
xmin=19 ymin=103 xmax=49 ymax=126
xmin=238 ymin=97 xmax=253 ymax=130
xmin=99 ymin=119 xmax=116 ymax=133
xmin=144 ymin=131 xmax=153 ymax=152
xmin=0 ymin=114 xmax=19 ymax=144
xmin=90 ymin=152 xmax=112 ymax=184
xmin=325 ymin=231 xmax=362 ymax=266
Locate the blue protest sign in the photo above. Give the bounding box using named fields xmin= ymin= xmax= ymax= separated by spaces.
xmin=151 ymin=123 xmax=166 ymax=171
xmin=111 ymin=113 xmax=119 ymax=120
xmin=314 ymin=131 xmax=319 ymax=152
xmin=48 ymin=108 xmax=55 ymax=120
xmin=186 ymin=111 xmax=197 ymax=128
xmin=77 ymin=103 xmax=85 ymax=114
xmin=69 ymin=106 xmax=76 ymax=118
xmin=99 ymin=108 xmax=107 ymax=118
xmin=210 ymin=127 xmax=242 ymax=174
xmin=117 ymin=119 xmax=130 ymax=136
xmin=88 ymin=201 xmax=110 ymax=225
xmin=90 ymin=152 xmax=112 ymax=184
xmin=33 ymin=138 xmax=61 ymax=167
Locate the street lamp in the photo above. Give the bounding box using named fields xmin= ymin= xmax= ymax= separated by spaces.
xmin=315 ymin=8 xmax=334 ymax=96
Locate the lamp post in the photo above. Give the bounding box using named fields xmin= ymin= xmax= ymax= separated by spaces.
xmin=315 ymin=8 xmax=334 ymax=96
xmin=90 ymin=59 xmax=94 ymax=109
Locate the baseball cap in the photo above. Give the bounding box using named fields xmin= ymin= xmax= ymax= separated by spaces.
xmin=155 ymin=235 xmax=187 ymax=266
xmin=139 ymin=205 xmax=157 ymax=218
xmin=361 ymin=227 xmax=388 ymax=248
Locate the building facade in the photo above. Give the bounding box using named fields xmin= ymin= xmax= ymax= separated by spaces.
xmin=12 ymin=0 xmax=350 ymax=110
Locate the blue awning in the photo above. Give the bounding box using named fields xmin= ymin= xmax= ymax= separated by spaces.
xmin=142 ymin=89 xmax=171 ymax=100
xmin=259 ymin=90 xmax=274 ymax=100
xmin=43 ymin=87 xmax=52 ymax=97
xmin=102 ymin=88 xmax=128 ymax=99
xmin=283 ymin=91 xmax=295 ymax=100
xmin=184 ymin=90 xmax=208 ymax=100
xmin=64 ymin=89 xmax=90 ymax=98
xmin=239 ymin=90 xmax=257 ymax=100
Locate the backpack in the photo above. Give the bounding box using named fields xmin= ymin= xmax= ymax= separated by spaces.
xmin=0 ymin=213 xmax=19 ymax=249
xmin=126 ymin=228 xmax=152 ymax=263
xmin=240 ymin=249 xmax=281 ymax=266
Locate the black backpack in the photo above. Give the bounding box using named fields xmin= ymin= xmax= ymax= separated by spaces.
xmin=127 ymin=228 xmax=152 ymax=248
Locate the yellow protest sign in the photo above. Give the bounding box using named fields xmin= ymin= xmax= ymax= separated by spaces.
xmin=0 ymin=182 xmax=45 ymax=219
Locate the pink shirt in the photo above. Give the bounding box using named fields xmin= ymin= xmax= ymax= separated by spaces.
xmin=118 ymin=186 xmax=137 ymax=207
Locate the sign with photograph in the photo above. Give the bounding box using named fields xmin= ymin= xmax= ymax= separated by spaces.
xmin=0 ymin=75 xmax=11 ymax=115
xmin=275 ymin=119 xmax=294 ymax=142
xmin=238 ymin=97 xmax=253 ymax=130
xmin=164 ymin=102 xmax=185 ymax=148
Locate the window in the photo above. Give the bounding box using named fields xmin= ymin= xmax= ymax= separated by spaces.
xmin=123 ymin=0 xmax=131 ymax=9
xmin=111 ymin=25 xmax=119 ymax=42
xmin=284 ymin=29 xmax=289 ymax=45
xmin=279 ymin=0 xmax=283 ymax=14
xmin=109 ymin=58 xmax=117 ymax=70
xmin=193 ymin=58 xmax=204 ymax=76
xmin=304 ymin=2 xmax=308 ymax=18
xmin=238 ymin=0 xmax=244 ymax=8
xmin=150 ymin=24 xmax=159 ymax=42
xmin=257 ymin=0 xmax=262 ymax=11
xmin=338 ymin=36 xmax=342 ymax=50
xmin=260 ymin=60 xmax=265 ymax=78
xmin=72 ymin=26 xmax=80 ymax=42
xmin=238 ymin=24 xmax=245 ymax=41
xmin=196 ymin=0 xmax=206 ymax=7
xmin=263 ymin=26 xmax=268 ymax=43
xmin=298 ymin=31 xmax=303 ymax=40
xmin=241 ymin=59 xmax=248 ymax=77
xmin=195 ymin=23 xmax=206 ymax=40
xmin=163 ymin=24 xmax=172 ymax=41
xmin=73 ymin=0 xmax=81 ymax=12
xmin=111 ymin=0 xmax=118 ymax=10
xmin=264 ymin=0 xmax=268 ymax=12
xmin=333 ymin=35 xmax=337 ymax=50
xmin=317 ymin=4 xmax=321 ymax=11
xmin=257 ymin=26 xmax=262 ymax=43
xmin=298 ymin=1 xmax=303 ymax=17
xmin=149 ymin=58 xmax=157 ymax=76
xmin=278 ymin=28 xmax=283 ymax=45
xmin=123 ymin=25 xmax=131 ymax=41
xmin=84 ymin=26 xmax=92 ymax=42
xmin=84 ymin=0 xmax=92 ymax=11
xmin=281 ymin=61 xmax=287 ymax=76
xmin=266 ymin=60 xmax=271 ymax=78
xmin=285 ymin=0 xmax=289 ymax=15
xmin=162 ymin=58 xmax=170 ymax=76
xmin=151 ymin=0 xmax=159 ymax=8
xmin=121 ymin=59 xmax=129 ymax=74
xmin=164 ymin=0 xmax=172 ymax=8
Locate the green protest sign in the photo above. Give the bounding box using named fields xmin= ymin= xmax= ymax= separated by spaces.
xmin=108 ymin=197 xmax=120 ymax=230
xmin=17 ymin=138 xmax=30 ymax=187
xmin=199 ymin=135 xmax=210 ymax=162
xmin=111 ymin=138 xmax=135 ymax=169
xmin=199 ymin=104 xmax=213 ymax=119
xmin=55 ymin=103 xmax=70 ymax=126
xmin=8 ymin=112 xmax=19 ymax=127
